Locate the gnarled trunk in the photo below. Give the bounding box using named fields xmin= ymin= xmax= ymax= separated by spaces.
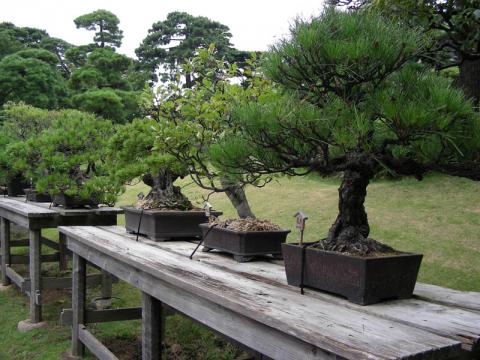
xmin=140 ymin=170 xmax=193 ymax=210
xmin=458 ymin=58 xmax=480 ymax=107
xmin=220 ymin=178 xmax=255 ymax=219
xmin=321 ymin=168 xmax=393 ymax=255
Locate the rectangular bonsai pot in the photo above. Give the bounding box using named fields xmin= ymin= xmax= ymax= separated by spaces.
xmin=282 ymin=243 xmax=422 ymax=305
xmin=200 ymin=223 xmax=290 ymax=262
xmin=124 ymin=207 xmax=222 ymax=241
xmin=24 ymin=189 xmax=52 ymax=202
xmin=52 ymin=194 xmax=98 ymax=209
xmin=7 ymin=177 xmax=29 ymax=197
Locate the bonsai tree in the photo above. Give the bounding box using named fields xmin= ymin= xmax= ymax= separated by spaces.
xmin=21 ymin=109 xmax=119 ymax=205
xmin=155 ymin=46 xmax=271 ymax=218
xmin=107 ymin=118 xmax=193 ymax=210
xmin=0 ymin=102 xmax=55 ymax=189
xmin=210 ymin=9 xmax=480 ymax=254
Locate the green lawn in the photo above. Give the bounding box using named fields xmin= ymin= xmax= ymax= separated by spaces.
xmin=0 ymin=173 xmax=479 ymax=359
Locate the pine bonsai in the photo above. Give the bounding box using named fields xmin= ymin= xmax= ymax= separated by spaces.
xmin=19 ymin=109 xmax=119 ymax=206
xmin=0 ymin=102 xmax=55 ymax=189
xmin=107 ymin=118 xmax=193 ymax=210
xmin=210 ymin=9 xmax=480 ymax=255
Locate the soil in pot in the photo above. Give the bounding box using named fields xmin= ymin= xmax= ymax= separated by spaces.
xmin=282 ymin=242 xmax=422 ymax=305
xmin=52 ymin=193 xmax=99 ymax=209
xmin=124 ymin=207 xmax=222 ymax=241
xmin=7 ymin=175 xmax=30 ymax=197
xmin=201 ymin=218 xmax=290 ymax=262
xmin=24 ymin=189 xmax=52 ymax=202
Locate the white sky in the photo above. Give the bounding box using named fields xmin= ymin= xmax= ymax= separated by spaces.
xmin=0 ymin=0 xmax=325 ymax=58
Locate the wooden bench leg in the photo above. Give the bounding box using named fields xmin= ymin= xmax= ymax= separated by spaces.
xmin=72 ymin=253 xmax=86 ymax=357
xmin=29 ymin=229 xmax=42 ymax=323
xmin=101 ymin=270 xmax=113 ymax=300
xmin=142 ymin=292 xmax=164 ymax=360
xmin=59 ymin=232 xmax=68 ymax=271
xmin=1 ymin=218 xmax=11 ymax=286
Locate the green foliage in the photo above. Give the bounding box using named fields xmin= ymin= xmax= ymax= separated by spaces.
xmin=0 ymin=49 xmax=68 ymax=108
xmin=107 ymin=118 xmax=187 ymax=192
xmin=136 ymin=11 xmax=246 ymax=83
xmin=69 ymin=48 xmax=142 ymax=122
xmin=74 ymin=9 xmax=123 ymax=48
xmin=18 ymin=109 xmax=119 ymax=204
xmin=0 ymin=102 xmax=55 ymax=184
xmin=214 ymin=9 xmax=479 ymax=180
xmin=154 ymin=46 xmax=272 ymax=192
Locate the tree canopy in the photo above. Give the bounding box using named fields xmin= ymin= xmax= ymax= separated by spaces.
xmin=136 ymin=11 xmax=247 ymax=84
xmin=74 ymin=9 xmax=123 ymax=48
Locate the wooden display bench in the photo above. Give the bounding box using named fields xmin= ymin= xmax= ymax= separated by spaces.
xmin=60 ymin=225 xmax=480 ymax=360
xmin=0 ymin=197 xmax=122 ymax=327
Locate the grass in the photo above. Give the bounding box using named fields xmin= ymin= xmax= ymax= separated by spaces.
xmin=0 ymin=172 xmax=478 ymax=359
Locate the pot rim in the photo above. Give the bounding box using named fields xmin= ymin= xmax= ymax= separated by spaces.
xmin=123 ymin=206 xmax=222 ymax=216
xmin=282 ymin=242 xmax=422 ymax=260
xmin=199 ymin=222 xmax=291 ymax=235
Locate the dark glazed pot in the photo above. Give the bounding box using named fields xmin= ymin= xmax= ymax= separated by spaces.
xmin=7 ymin=175 xmax=29 ymax=197
xmin=282 ymin=242 xmax=422 ymax=305
xmin=52 ymin=193 xmax=98 ymax=209
xmin=200 ymin=224 xmax=290 ymax=262
xmin=124 ymin=207 xmax=222 ymax=241
xmin=24 ymin=189 xmax=52 ymax=202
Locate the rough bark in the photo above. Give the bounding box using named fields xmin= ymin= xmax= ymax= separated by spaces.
xmin=319 ymin=167 xmax=393 ymax=255
xmin=458 ymin=58 xmax=480 ymax=107
xmin=139 ymin=170 xmax=193 ymax=210
xmin=220 ymin=177 xmax=255 ymax=219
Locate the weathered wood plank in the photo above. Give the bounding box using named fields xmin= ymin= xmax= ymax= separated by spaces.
xmin=0 ymin=198 xmax=57 ymax=218
xmin=23 ymin=273 xmax=106 ymax=291
xmin=414 ymin=283 xmax=480 ymax=312
xmin=68 ymin=241 xmax=342 ymax=360
xmin=72 ymin=253 xmax=86 ymax=357
xmin=9 ymin=253 xmax=60 ymax=264
xmin=61 ymin=307 xmax=142 ymax=326
xmin=62 ymin=226 xmax=462 ymax=360
xmin=105 ymin=227 xmax=480 ymax=354
xmin=5 ymin=266 xmax=27 ymax=292
xmin=1 ymin=218 xmax=11 ymax=286
xmin=29 ymin=229 xmax=41 ymax=323
xmin=78 ymin=326 xmax=119 ymax=360
xmin=142 ymin=292 xmax=163 ymax=360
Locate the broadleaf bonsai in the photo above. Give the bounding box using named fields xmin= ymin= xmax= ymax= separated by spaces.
xmin=210 ymin=9 xmax=480 ymax=255
xmin=154 ymin=46 xmax=273 ymax=219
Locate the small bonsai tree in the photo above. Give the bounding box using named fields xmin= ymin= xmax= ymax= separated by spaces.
xmin=155 ymin=46 xmax=271 ymax=218
xmin=210 ymin=9 xmax=480 ymax=254
xmin=0 ymin=102 xmax=55 ymax=188
xmin=107 ymin=118 xmax=193 ymax=210
xmin=21 ymin=109 xmax=118 ymax=205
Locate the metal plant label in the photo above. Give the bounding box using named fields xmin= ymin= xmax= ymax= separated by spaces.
xmin=203 ymin=201 xmax=213 ymax=217
xmin=294 ymin=211 xmax=308 ymax=245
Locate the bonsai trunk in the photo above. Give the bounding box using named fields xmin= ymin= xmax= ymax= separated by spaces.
xmin=140 ymin=170 xmax=193 ymax=210
xmin=458 ymin=58 xmax=480 ymax=107
xmin=220 ymin=178 xmax=255 ymax=219
xmin=321 ymin=168 xmax=393 ymax=255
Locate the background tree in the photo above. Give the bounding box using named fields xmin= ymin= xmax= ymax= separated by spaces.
xmin=69 ymin=47 xmax=143 ymax=122
xmin=107 ymin=118 xmax=193 ymax=209
xmin=74 ymin=9 xmax=123 ymax=49
xmin=210 ymin=9 xmax=480 ymax=254
xmin=136 ymin=11 xmax=248 ymax=84
xmin=0 ymin=48 xmax=68 ymax=108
